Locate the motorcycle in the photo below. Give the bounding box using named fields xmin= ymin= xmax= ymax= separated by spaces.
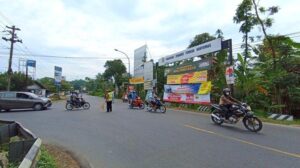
xmin=66 ymin=97 xmax=90 ymax=110
xmin=145 ymin=98 xmax=166 ymax=113
xmin=129 ymin=97 xmax=145 ymax=109
xmin=211 ymin=103 xmax=263 ymax=132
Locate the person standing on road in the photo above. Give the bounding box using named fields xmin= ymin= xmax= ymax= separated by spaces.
xmin=105 ymin=89 xmax=114 ymax=112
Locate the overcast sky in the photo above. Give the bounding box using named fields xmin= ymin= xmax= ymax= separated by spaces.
xmin=0 ymin=0 xmax=299 ymax=80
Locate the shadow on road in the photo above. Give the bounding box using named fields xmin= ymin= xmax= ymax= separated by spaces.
xmin=211 ymin=123 xmax=264 ymax=135
xmin=0 ymin=108 xmax=52 ymax=113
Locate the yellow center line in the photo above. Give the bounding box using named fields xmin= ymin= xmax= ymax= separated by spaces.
xmin=184 ymin=124 xmax=300 ymax=159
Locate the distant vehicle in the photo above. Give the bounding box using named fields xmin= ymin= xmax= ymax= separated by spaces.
xmin=145 ymin=97 xmax=166 ymax=113
xmin=0 ymin=91 xmax=52 ymax=111
xmin=129 ymin=97 xmax=145 ymax=109
xmin=65 ymin=94 xmax=90 ymax=110
xmin=122 ymin=93 xmax=128 ymax=102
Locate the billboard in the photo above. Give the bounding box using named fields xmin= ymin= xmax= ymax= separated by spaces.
xmin=129 ymin=77 xmax=144 ymax=84
xmin=165 ymin=59 xmax=211 ymax=75
xmin=159 ymin=38 xmax=221 ymax=66
xmin=163 ymin=92 xmax=210 ymax=104
xmin=26 ymin=60 xmax=36 ymax=67
xmin=164 ymin=83 xmax=211 ymax=95
xmin=167 ymin=70 xmax=207 ymax=84
xmin=225 ymin=66 xmax=235 ymax=84
xmin=134 ymin=45 xmax=147 ymax=77
xmin=163 ymin=84 xmax=211 ymax=104
xmin=143 ymin=61 xmax=153 ymax=81
xmin=54 ymin=66 xmax=62 ymax=85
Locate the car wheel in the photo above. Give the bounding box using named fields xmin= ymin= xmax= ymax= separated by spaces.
xmin=33 ymin=103 xmax=43 ymax=111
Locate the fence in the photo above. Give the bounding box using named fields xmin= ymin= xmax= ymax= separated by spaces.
xmin=0 ymin=120 xmax=41 ymax=168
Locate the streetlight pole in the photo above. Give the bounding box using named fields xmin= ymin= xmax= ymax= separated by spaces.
xmin=114 ymin=49 xmax=130 ymax=77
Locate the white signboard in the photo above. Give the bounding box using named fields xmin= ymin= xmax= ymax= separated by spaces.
xmin=225 ymin=66 xmax=235 ymax=84
xmin=159 ymin=38 xmax=222 ymax=66
xmin=134 ymin=45 xmax=147 ymax=77
xmin=144 ymin=61 xmax=153 ymax=81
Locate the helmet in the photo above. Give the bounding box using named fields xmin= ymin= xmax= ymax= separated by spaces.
xmin=223 ymin=88 xmax=231 ymax=96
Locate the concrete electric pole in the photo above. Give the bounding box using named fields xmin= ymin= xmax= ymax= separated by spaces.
xmin=2 ymin=25 xmax=22 ymax=91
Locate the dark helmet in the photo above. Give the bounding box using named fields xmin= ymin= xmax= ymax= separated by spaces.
xmin=223 ymin=88 xmax=231 ymax=96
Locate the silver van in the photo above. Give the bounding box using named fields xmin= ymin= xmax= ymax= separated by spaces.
xmin=0 ymin=91 xmax=52 ymax=111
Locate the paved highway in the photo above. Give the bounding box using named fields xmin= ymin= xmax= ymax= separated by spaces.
xmin=0 ymin=95 xmax=300 ymax=168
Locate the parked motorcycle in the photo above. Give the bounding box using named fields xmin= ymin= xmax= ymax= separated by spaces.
xmin=211 ymin=103 xmax=262 ymax=132
xmin=129 ymin=97 xmax=145 ymax=109
xmin=66 ymin=97 xmax=90 ymax=110
xmin=145 ymin=98 xmax=166 ymax=113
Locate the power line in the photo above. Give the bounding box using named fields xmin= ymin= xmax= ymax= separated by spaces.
xmin=0 ymin=53 xmax=128 ymax=60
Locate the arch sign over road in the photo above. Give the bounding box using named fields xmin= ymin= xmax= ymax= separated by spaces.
xmin=158 ymin=38 xmax=222 ymax=66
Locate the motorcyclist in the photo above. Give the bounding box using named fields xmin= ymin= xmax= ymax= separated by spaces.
xmin=219 ymin=88 xmax=241 ymax=119
xmin=128 ymin=90 xmax=137 ymax=106
xmin=70 ymin=92 xmax=80 ymax=107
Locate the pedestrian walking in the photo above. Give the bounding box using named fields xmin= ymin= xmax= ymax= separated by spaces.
xmin=105 ymin=89 xmax=113 ymax=112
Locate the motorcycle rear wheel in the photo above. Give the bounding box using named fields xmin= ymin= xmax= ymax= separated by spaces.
xmin=66 ymin=103 xmax=73 ymax=111
xmin=211 ymin=110 xmax=224 ymax=125
xmin=243 ymin=117 xmax=263 ymax=132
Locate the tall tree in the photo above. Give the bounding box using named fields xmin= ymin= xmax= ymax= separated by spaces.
xmin=103 ymin=59 xmax=127 ymax=89
xmin=233 ymin=0 xmax=257 ymax=62
xmin=252 ymin=0 xmax=279 ymax=69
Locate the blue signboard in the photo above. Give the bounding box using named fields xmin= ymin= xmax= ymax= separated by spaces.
xmin=26 ymin=60 xmax=36 ymax=67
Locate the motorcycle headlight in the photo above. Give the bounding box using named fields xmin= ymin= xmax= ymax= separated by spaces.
xmin=247 ymin=106 xmax=252 ymax=110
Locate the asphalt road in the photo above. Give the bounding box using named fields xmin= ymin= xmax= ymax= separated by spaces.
xmin=0 ymin=95 xmax=300 ymax=168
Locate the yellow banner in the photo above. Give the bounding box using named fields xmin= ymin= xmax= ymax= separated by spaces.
xmin=198 ymin=81 xmax=212 ymax=94
xmin=129 ymin=77 xmax=144 ymax=84
xmin=167 ymin=70 xmax=207 ymax=84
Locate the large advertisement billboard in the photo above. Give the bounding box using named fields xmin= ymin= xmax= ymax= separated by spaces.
xmin=163 ymin=92 xmax=210 ymax=104
xmin=167 ymin=70 xmax=207 ymax=84
xmin=54 ymin=66 xmax=62 ymax=85
xmin=134 ymin=45 xmax=147 ymax=77
xmin=159 ymin=38 xmax=221 ymax=66
xmin=143 ymin=61 xmax=153 ymax=81
xmin=165 ymin=59 xmax=211 ymax=76
xmin=129 ymin=77 xmax=144 ymax=84
xmin=163 ymin=84 xmax=211 ymax=104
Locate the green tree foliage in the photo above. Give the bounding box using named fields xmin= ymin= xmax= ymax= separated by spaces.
xmin=70 ymin=79 xmax=86 ymax=90
xmin=252 ymin=0 xmax=279 ymax=69
xmin=38 ymin=77 xmax=57 ymax=93
xmin=233 ymin=0 xmax=258 ymax=61
xmin=103 ymin=59 xmax=127 ymax=88
xmin=0 ymin=72 xmax=33 ymax=91
xmin=188 ymin=33 xmax=216 ymax=48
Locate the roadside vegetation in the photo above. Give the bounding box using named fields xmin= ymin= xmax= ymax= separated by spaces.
xmin=37 ymin=146 xmax=57 ymax=168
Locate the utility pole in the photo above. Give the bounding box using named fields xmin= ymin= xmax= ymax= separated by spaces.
xmin=2 ymin=25 xmax=22 ymax=91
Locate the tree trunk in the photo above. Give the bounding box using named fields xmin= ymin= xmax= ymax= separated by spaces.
xmin=252 ymin=0 xmax=276 ymax=70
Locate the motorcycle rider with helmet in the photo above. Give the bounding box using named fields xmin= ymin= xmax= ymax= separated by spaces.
xmin=219 ymin=88 xmax=241 ymax=120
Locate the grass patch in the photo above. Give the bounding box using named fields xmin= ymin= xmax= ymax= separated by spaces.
xmin=37 ymin=146 xmax=57 ymax=168
xmin=8 ymin=162 xmax=19 ymax=168
xmin=260 ymin=118 xmax=300 ymax=126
